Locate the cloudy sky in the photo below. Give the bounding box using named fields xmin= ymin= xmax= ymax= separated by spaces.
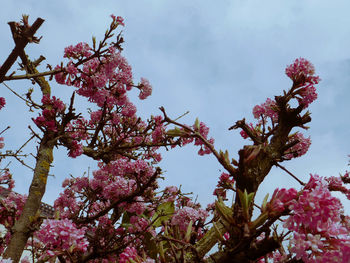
xmin=0 ymin=1 xmax=349 ymax=214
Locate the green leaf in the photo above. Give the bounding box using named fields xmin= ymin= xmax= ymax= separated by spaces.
xmin=152 ymin=201 xmax=175 ymax=227
xmin=250 ymin=212 xmax=268 ymax=229
xmin=237 ymin=189 xmax=255 ymax=220
xmin=194 ymin=117 xmax=200 ymax=130
xmin=184 ymin=220 xmax=193 ymax=242
xmin=261 ymin=193 xmax=269 ymax=212
xmin=166 ymin=127 xmax=185 ymax=137
xmin=215 ymin=198 xmax=234 ymax=224
xmin=121 ymin=211 xmax=131 ymax=224
xmin=144 ymin=231 xmax=158 ymax=259
xmin=92 ymin=36 xmax=96 ymax=49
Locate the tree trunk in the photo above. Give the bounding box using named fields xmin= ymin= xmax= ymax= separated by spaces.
xmin=3 ymin=134 xmax=55 ymax=262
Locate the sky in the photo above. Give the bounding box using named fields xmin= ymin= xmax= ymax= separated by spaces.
xmin=0 ymin=0 xmax=349 ymax=214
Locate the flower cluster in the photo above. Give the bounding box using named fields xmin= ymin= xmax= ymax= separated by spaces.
xmin=119 ymin=246 xmax=154 ymax=263
xmin=284 ymin=175 xmax=350 ymax=262
xmin=326 ymin=175 xmax=350 ymax=200
xmin=265 ymin=187 xmax=297 ymax=216
xmin=213 ymin=172 xmax=235 ymax=199
xmin=33 ymin=95 xmax=66 ymax=132
xmin=286 ymin=58 xmax=320 ymax=108
xmin=139 ymin=77 xmax=153 ymax=100
xmin=252 ymin=98 xmax=278 ymax=122
xmin=171 ymin=206 xmax=208 ymax=232
xmin=283 ymin=132 xmax=311 ymax=160
xmin=285 ymin=58 xmax=320 ymax=86
xmin=177 ymin=121 xmax=214 ymax=156
xmin=54 ymin=158 xmax=155 ymax=218
xmin=35 ymin=219 xmax=88 ymax=259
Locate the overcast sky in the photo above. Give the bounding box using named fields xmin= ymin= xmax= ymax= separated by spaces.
xmin=0 ymin=1 xmax=349 ymax=214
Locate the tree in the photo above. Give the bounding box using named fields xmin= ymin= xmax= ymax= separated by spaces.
xmin=0 ymin=15 xmax=349 ymax=263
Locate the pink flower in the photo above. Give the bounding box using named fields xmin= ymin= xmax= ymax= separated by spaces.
xmin=252 ymin=98 xmax=278 ymax=122
xmin=111 ymin=14 xmax=125 ymax=26
xmin=64 ymin=42 xmax=92 ymax=59
xmin=171 ymin=206 xmax=208 ymax=232
xmin=0 ymin=137 xmax=4 ymax=149
xmin=297 ymin=85 xmax=317 ymax=108
xmin=284 ymin=175 xmax=350 ymax=262
xmin=68 ymin=140 xmax=83 ymax=158
xmin=283 ymin=132 xmax=311 ymax=159
xmin=0 ymin=97 xmax=6 ymax=110
xmin=35 ymin=218 xmax=89 ymax=256
xmin=119 ymin=247 xmax=139 ymax=263
xmin=266 ymin=188 xmax=297 ymax=215
xmin=138 ymin=78 xmax=152 ymax=100
xmin=285 ymin=58 xmax=320 ymax=86
xmin=239 ymin=122 xmax=255 ymax=139
xmin=121 ymin=101 xmax=137 ymax=117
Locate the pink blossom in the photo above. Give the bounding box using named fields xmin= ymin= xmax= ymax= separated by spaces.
xmin=116 ymin=16 xmax=125 ymax=26
xmin=285 ymin=175 xmax=350 ymax=262
xmin=266 ymin=188 xmax=297 ymax=215
xmin=54 ymin=65 xmax=67 ymax=84
xmin=252 ymin=98 xmax=278 ymax=122
xmin=121 ymin=101 xmax=137 ymax=117
xmin=285 ymin=58 xmax=320 ymax=85
xmin=126 ymin=197 xmax=146 ymax=215
xmin=326 ymin=176 xmax=350 ymax=200
xmin=64 ymin=42 xmax=92 ymax=59
xmin=119 ymin=247 xmax=139 ymax=263
xmin=129 ymin=216 xmax=149 ymax=232
xmin=111 ymin=14 xmax=125 ymax=26
xmin=0 ymin=97 xmax=6 ymax=110
xmin=239 ymin=122 xmax=255 ymax=139
xmin=0 ymin=137 xmax=4 ymax=149
xmin=297 ymin=85 xmax=318 ymax=108
xmin=138 ymin=78 xmax=152 ymax=100
xmin=283 ymin=132 xmax=311 ymax=159
xmin=35 ymin=218 xmax=89 ymax=256
xmin=152 ymin=126 xmax=165 ymax=143
xmin=171 ymin=206 xmax=208 ymax=232
xmin=68 ymin=140 xmax=83 ymax=158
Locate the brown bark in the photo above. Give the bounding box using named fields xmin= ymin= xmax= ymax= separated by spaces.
xmin=0 ymin=17 xmax=44 ymax=83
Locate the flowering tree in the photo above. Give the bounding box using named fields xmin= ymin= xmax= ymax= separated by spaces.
xmin=0 ymin=15 xmax=349 ymax=263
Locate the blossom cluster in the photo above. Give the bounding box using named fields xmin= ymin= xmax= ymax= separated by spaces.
xmin=283 ymin=132 xmax=311 ymax=160
xmin=33 ymin=95 xmax=66 ymax=132
xmin=119 ymin=246 xmax=155 ymax=263
xmin=326 ymin=175 xmax=350 ymax=200
xmin=54 ymin=158 xmax=155 ymax=218
xmin=35 ymin=219 xmax=89 ymax=259
xmin=252 ymin=98 xmax=278 ymax=122
xmin=171 ymin=206 xmax=208 ymax=232
xmin=176 ymin=121 xmax=214 ymax=156
xmin=265 ymin=187 xmax=297 ymax=216
xmin=55 ymin=42 xmax=152 ymax=110
xmin=285 ymin=58 xmax=320 ymax=108
xmin=284 ymin=175 xmax=350 ymax=262
xmin=213 ymin=172 xmax=235 ymax=199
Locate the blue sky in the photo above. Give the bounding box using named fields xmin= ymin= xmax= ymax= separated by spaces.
xmin=0 ymin=1 xmax=349 ymax=213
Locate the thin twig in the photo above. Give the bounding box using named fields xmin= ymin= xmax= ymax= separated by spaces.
xmin=275 ymin=163 xmax=305 ymax=186
xmin=2 ymin=69 xmax=60 ymax=81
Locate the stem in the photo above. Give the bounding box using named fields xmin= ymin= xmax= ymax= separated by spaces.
xmin=275 ymin=163 xmax=305 ymax=186
xmin=2 ymin=69 xmax=61 ymax=81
